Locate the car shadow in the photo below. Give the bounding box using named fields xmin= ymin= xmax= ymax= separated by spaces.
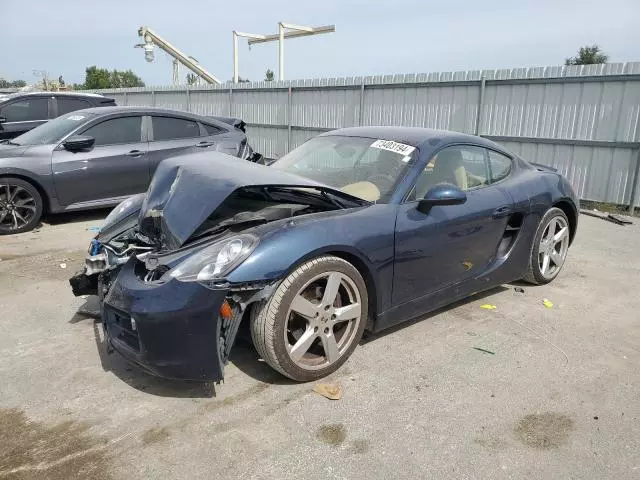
xmin=228 ymin=339 xmax=298 ymax=386
xmin=70 ymin=298 xmax=216 ymax=398
xmin=69 ymin=285 xmax=516 ymax=395
xmin=360 ymin=285 xmax=511 ymax=345
xmin=43 ymin=208 xmax=110 ymax=226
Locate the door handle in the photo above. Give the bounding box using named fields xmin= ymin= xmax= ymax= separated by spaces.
xmin=492 ymin=205 xmax=512 ymax=218
xmin=195 ymin=141 xmax=215 ymax=148
xmin=126 ymin=150 xmax=144 ymax=157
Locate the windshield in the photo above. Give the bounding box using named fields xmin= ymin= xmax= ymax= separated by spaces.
xmin=11 ymin=111 xmax=96 ymax=146
xmin=271 ymin=136 xmax=417 ymax=202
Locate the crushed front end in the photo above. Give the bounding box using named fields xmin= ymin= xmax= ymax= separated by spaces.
xmin=68 ymin=153 xmax=364 ymax=382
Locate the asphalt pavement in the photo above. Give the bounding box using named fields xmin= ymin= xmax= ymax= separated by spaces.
xmin=0 ymin=211 xmax=639 ymax=479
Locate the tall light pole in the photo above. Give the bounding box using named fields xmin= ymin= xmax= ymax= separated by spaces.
xmin=233 ymin=23 xmax=335 ymax=83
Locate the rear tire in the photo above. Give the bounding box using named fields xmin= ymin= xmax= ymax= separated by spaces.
xmin=522 ymin=207 xmax=570 ymax=285
xmin=250 ymin=255 xmax=368 ymax=382
xmin=0 ymin=178 xmax=43 ymax=235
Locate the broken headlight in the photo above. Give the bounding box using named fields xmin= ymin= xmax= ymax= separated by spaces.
xmin=165 ymin=234 xmax=259 ymax=282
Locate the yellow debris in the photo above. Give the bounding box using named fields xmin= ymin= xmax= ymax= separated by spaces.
xmin=543 ymin=298 xmax=554 ymax=308
xmin=480 ymin=304 xmax=497 ymax=310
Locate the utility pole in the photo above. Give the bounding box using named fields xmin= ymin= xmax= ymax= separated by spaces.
xmin=233 ymin=23 xmax=335 ymax=83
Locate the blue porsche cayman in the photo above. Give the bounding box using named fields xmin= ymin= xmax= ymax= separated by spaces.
xmin=70 ymin=127 xmax=579 ymax=383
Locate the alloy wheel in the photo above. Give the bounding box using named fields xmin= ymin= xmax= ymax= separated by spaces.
xmin=0 ymin=184 xmax=38 ymax=231
xmin=284 ymin=271 xmax=363 ymax=370
xmin=538 ymin=216 xmax=569 ymax=279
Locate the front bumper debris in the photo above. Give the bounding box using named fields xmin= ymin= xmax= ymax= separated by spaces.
xmin=102 ymin=258 xmax=230 ymax=382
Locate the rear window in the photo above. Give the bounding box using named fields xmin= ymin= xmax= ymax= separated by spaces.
xmin=152 ymin=116 xmax=200 ymax=140
xmin=57 ymin=97 xmax=91 ymax=115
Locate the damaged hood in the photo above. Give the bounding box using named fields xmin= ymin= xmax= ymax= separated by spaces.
xmin=138 ymin=151 xmax=362 ymax=250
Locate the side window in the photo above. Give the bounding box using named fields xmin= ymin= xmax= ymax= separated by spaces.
xmin=488 ymin=150 xmax=512 ymax=183
xmin=203 ymin=123 xmax=223 ymax=136
xmin=152 ymin=116 xmax=200 ymax=140
xmin=82 ymin=116 xmax=142 ymax=146
xmin=0 ymin=97 xmax=48 ymax=122
xmin=413 ymin=145 xmax=488 ymax=199
xmin=57 ymin=97 xmax=91 ymax=116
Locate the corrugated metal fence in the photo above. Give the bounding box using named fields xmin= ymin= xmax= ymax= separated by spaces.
xmin=87 ymin=62 xmax=640 ymax=208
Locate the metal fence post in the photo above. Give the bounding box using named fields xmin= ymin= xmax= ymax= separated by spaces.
xmin=358 ymin=83 xmax=365 ymax=126
xmin=123 ymin=91 xmax=128 ymax=106
xmin=287 ymin=86 xmax=292 ymax=151
xmin=228 ymin=87 xmax=233 ymax=117
xmin=474 ymin=76 xmax=486 ymax=136
xmin=629 ymin=148 xmax=640 ymax=215
xmin=185 ymin=88 xmax=190 ymax=112
xmin=151 ymin=90 xmax=156 ymax=107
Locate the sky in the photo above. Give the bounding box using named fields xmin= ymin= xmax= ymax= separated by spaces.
xmin=1 ymin=0 xmax=639 ymax=86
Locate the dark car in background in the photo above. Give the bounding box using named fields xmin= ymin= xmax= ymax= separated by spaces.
xmin=0 ymin=91 xmax=116 ymax=140
xmin=0 ymin=106 xmax=258 ymax=234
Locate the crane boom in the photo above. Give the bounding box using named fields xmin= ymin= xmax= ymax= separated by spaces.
xmin=137 ymin=26 xmax=222 ymax=85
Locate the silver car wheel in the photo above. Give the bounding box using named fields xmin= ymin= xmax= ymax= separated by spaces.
xmin=0 ymin=184 xmax=37 ymax=231
xmin=284 ymin=271 xmax=362 ymax=371
xmin=538 ymin=216 xmax=569 ymax=280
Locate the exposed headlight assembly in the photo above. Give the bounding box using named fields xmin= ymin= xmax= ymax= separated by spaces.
xmin=166 ymin=234 xmax=259 ymax=282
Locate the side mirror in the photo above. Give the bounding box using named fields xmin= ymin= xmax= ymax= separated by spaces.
xmin=417 ymin=183 xmax=467 ymax=214
xmin=63 ymin=135 xmax=95 ymax=152
xmin=0 ymin=116 xmax=6 ymax=123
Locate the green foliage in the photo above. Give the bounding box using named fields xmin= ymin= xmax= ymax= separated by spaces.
xmin=565 ymin=45 xmax=608 ymax=66
xmin=0 ymin=78 xmax=27 ymax=88
xmin=186 ymin=73 xmax=198 ymax=85
xmin=80 ymin=66 xmax=145 ymax=89
xmin=264 ymin=69 xmax=274 ymax=81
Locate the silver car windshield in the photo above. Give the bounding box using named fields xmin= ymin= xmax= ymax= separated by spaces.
xmin=11 ymin=111 xmax=97 ymax=146
xmin=271 ymin=136 xmax=417 ymax=202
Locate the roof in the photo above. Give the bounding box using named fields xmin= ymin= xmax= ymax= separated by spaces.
xmin=0 ymin=91 xmax=107 ymax=99
xmin=322 ymin=126 xmax=505 ymax=151
xmin=78 ymin=106 xmax=198 ymax=116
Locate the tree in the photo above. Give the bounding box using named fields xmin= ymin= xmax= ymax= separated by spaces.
xmin=0 ymin=78 xmax=27 ymax=88
xmin=565 ymin=45 xmax=608 ymax=66
xmin=81 ymin=66 xmax=145 ymax=89
xmin=186 ymin=73 xmax=198 ymax=85
xmin=264 ymin=69 xmax=274 ymax=81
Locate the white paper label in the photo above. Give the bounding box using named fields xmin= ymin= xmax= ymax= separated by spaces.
xmin=67 ymin=115 xmax=86 ymax=121
xmin=370 ymin=139 xmax=416 ymax=156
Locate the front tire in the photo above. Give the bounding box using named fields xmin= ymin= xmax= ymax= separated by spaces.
xmin=523 ymin=207 xmax=570 ymax=285
xmin=0 ymin=178 xmax=43 ymax=235
xmin=250 ymin=255 xmax=368 ymax=382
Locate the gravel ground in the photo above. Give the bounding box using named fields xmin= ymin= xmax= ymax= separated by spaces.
xmin=0 ymin=211 xmax=639 ymax=479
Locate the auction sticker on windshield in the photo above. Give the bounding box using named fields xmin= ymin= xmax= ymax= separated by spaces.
xmin=67 ymin=115 xmax=86 ymax=121
xmin=370 ymin=139 xmax=415 ymax=156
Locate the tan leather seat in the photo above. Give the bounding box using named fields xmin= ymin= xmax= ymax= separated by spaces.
xmin=415 ymin=149 xmax=468 ymax=199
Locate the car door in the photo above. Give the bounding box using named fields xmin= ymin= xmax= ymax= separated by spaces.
xmin=392 ymin=145 xmax=515 ymax=306
xmin=146 ymin=115 xmax=206 ymax=176
xmin=52 ymin=115 xmax=149 ymax=207
xmin=0 ymin=95 xmax=52 ymax=140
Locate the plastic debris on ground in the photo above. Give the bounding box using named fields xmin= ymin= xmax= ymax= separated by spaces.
xmin=313 ymin=383 xmax=342 ymax=400
xmin=480 ymin=304 xmax=497 ymax=310
xmin=514 ymin=286 xmax=525 ymax=294
xmin=86 ymin=226 xmax=102 ymax=232
xmin=59 ymin=263 xmax=67 ymax=269
xmin=473 ymin=347 xmax=495 ymax=355
xmin=543 ymin=298 xmax=554 ymax=308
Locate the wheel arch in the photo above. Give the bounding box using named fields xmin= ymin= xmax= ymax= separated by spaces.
xmin=242 ymin=245 xmax=379 ymax=332
xmin=553 ymin=199 xmax=577 ymax=244
xmin=0 ymin=173 xmax=50 ymax=213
